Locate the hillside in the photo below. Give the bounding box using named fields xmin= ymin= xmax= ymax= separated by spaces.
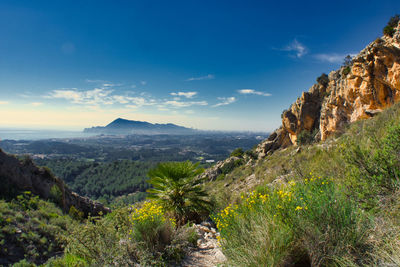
xmin=84 ymin=118 xmax=196 ymax=135
xmin=202 ymin=18 xmax=400 ymax=266
xmin=1 ymin=16 xmax=400 ymax=267
xmin=201 ymin=19 xmax=400 ymax=181
xmin=0 ymin=149 xmax=109 ymax=217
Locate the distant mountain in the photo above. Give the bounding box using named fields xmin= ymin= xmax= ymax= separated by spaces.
xmin=83 ymin=118 xmax=196 ymax=135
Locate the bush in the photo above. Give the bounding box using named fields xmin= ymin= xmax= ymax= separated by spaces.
xmin=128 ymin=201 xmax=196 ymax=265
xmin=129 ymin=202 xmax=175 ymax=255
xmin=213 ymin=176 xmax=372 ymax=266
xmin=384 ymin=25 xmax=396 ymax=37
xmin=344 ymin=123 xmax=400 ymax=209
xmin=343 ymin=66 xmax=351 ymax=76
xmin=316 ymin=73 xmax=329 ymax=87
xmin=230 ymin=148 xmax=244 ymax=157
xmin=383 ymin=14 xmax=399 ymax=37
xmin=0 ymin=192 xmax=75 ymax=265
xmin=296 ymin=129 xmax=318 ymax=146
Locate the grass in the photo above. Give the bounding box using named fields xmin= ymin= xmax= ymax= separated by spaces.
xmin=210 ymin=103 xmax=400 ymax=266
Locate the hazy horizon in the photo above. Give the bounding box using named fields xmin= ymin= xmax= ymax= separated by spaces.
xmin=0 ymin=1 xmax=399 ymax=132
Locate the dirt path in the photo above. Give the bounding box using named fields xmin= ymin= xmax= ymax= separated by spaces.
xmin=181 ymin=223 xmax=226 ymax=267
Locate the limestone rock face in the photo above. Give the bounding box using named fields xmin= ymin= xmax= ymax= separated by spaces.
xmin=255 ymin=21 xmax=400 ymax=157
xmin=0 ymin=149 xmax=110 ymax=216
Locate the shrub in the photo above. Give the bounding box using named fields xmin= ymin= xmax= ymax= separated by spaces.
xmin=344 ymin=123 xmax=400 ymax=209
xmin=230 ymin=148 xmax=244 ymax=157
xmin=316 ymin=73 xmax=329 ymax=87
xmin=296 ymin=129 xmax=318 ymax=146
xmin=343 ymin=66 xmax=351 ymax=76
xmin=220 ymin=158 xmax=243 ymax=175
xmin=49 ymin=185 xmax=63 ymax=206
xmin=147 ymin=161 xmax=212 ymax=225
xmin=383 ymin=14 xmax=399 ymax=37
xmin=244 ymin=149 xmax=258 ymax=159
xmin=213 ymin=176 xmax=372 ymax=266
xmin=129 ymin=201 xmax=196 ymax=264
xmin=384 ymin=26 xmax=396 ymax=37
xmin=65 ymin=214 xmax=138 ymax=266
xmin=129 ymin=202 xmax=175 ymax=254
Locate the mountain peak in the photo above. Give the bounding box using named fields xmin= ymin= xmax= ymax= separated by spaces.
xmin=84 ymin=118 xmax=195 ymax=135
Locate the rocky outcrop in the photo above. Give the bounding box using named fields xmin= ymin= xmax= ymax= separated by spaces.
xmin=255 ymin=21 xmax=400 ymax=157
xmin=200 ymin=156 xmax=242 ymax=181
xmin=0 ymin=149 xmax=110 ymax=217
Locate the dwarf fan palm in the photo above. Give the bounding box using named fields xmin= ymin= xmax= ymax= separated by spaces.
xmin=147 ymin=161 xmax=211 ymax=225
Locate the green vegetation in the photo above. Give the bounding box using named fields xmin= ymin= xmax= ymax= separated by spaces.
xmin=3 ymin=82 xmax=400 ymax=266
xmin=383 ymin=14 xmax=399 ymax=37
xmin=0 ymin=191 xmax=75 ymax=265
xmin=147 ymin=161 xmax=212 ymax=225
xmin=209 ymin=102 xmax=400 ymax=266
xmin=1 ymin=192 xmax=198 ymax=266
xmin=36 ymin=159 xmax=153 ymax=204
xmin=342 ymin=66 xmax=351 ymax=76
xmin=214 ymin=177 xmax=370 ymax=266
xmin=230 ymin=147 xmax=244 ymax=157
xmin=316 ymin=73 xmax=329 ymax=86
xmin=296 ymin=129 xmax=318 ymax=146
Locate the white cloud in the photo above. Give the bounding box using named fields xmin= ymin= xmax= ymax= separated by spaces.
xmin=165 ymin=100 xmax=208 ymax=108
xmin=140 ymin=81 xmax=147 ymax=85
xmin=45 ymin=88 xmax=156 ymax=107
xmin=170 ymin=91 xmax=197 ymax=98
xmin=238 ymin=89 xmax=271 ymax=97
xmin=282 ymin=39 xmax=308 ymax=58
xmin=314 ymin=53 xmax=357 ymax=63
xmin=31 ymin=102 xmax=43 ymax=107
xmin=0 ymin=101 xmax=9 ymax=105
xmin=186 ymin=74 xmax=215 ymax=81
xmin=102 ymin=83 xmax=122 ymax=87
xmin=85 ymin=79 xmax=106 ymax=83
xmin=212 ymin=97 xmax=236 ymax=107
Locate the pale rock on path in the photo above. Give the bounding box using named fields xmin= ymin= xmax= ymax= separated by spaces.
xmin=181 ymin=222 xmax=226 ymax=267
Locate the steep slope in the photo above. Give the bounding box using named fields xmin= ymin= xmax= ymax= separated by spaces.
xmin=201 ymin=21 xmax=400 ymax=181
xmin=0 ymin=149 xmax=110 ymax=216
xmin=255 ymin=21 xmax=400 ymax=157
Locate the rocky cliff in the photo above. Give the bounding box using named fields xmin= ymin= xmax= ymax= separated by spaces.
xmin=256 ymin=21 xmax=400 ymax=157
xmin=0 ymin=149 xmax=110 ymax=216
xmin=202 ymin=21 xmax=400 ymax=180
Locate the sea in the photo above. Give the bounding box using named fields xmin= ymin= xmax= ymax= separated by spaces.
xmin=0 ymin=128 xmax=97 ymax=141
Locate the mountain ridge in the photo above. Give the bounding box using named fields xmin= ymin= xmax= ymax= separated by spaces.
xmin=83 ymin=118 xmax=196 ymax=135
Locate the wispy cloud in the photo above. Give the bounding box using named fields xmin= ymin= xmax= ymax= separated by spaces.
xmin=85 ymin=79 xmax=106 ymax=83
xmin=313 ymin=53 xmax=357 ymax=63
xmin=102 ymin=83 xmax=122 ymax=87
xmin=170 ymin=91 xmax=197 ymax=98
xmin=282 ymin=39 xmax=308 ymax=58
xmin=212 ymin=97 xmax=236 ymax=107
xmin=164 ymin=100 xmax=208 ymax=108
xmin=238 ymin=89 xmax=271 ymax=97
xmin=186 ymin=74 xmax=215 ymax=81
xmin=140 ymin=81 xmax=147 ymax=85
xmin=0 ymin=101 xmax=9 ymax=105
xmin=45 ymin=88 xmax=156 ymax=107
xmin=31 ymin=102 xmax=43 ymax=107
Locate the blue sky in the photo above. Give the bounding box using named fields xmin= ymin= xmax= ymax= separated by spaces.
xmin=0 ymin=0 xmax=399 ymax=131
